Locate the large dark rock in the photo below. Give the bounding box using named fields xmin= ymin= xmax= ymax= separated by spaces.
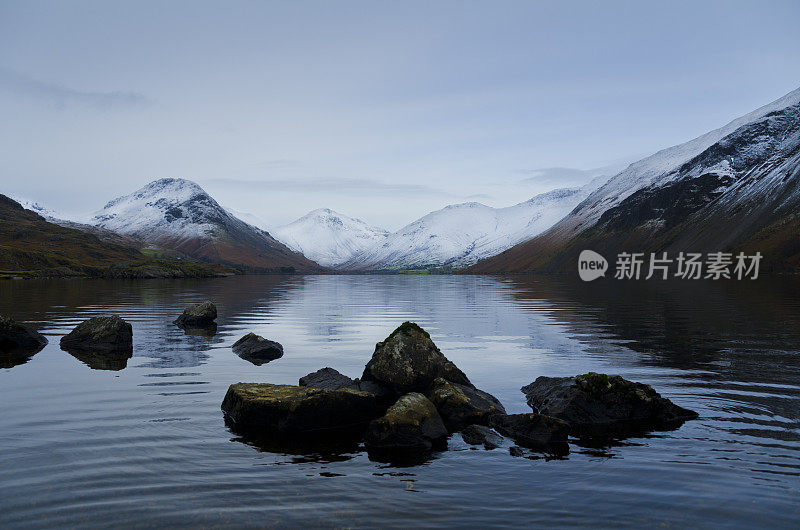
xmin=221 ymin=383 xmax=386 ymax=435
xmin=426 ymin=377 xmax=506 ymax=431
xmin=365 ymin=392 xmax=448 ymax=458
xmin=232 ymin=333 xmax=283 ymax=365
xmin=489 ymin=413 xmax=569 ymax=451
xmin=299 ymin=367 xmax=354 ymax=389
xmin=60 ymin=316 xmax=133 ymax=354
xmin=361 ymin=322 xmax=470 ymax=394
xmin=174 ymin=301 xmax=217 ymax=328
xmin=0 ymin=316 xmax=47 ymax=365
xmin=461 ymin=424 xmax=503 ymax=450
xmin=522 ymin=372 xmax=699 ymax=436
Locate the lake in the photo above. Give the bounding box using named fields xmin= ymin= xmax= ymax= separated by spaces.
xmin=1 ymin=274 xmax=798 ymax=528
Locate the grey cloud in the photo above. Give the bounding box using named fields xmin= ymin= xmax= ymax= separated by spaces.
xmin=0 ymin=66 xmax=152 ymax=110
xmin=517 ymin=163 xmax=629 ymax=187
xmin=202 ymin=177 xmax=453 ymax=197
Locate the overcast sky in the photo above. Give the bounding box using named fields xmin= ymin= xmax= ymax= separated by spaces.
xmin=1 ymin=1 xmax=799 ymax=230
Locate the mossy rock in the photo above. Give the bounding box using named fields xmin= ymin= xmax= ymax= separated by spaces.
xmin=174 ymin=301 xmax=217 ymax=328
xmin=361 ymin=322 xmax=470 ymax=394
xmin=426 ymin=377 xmax=506 ymax=432
xmin=221 ymin=383 xmax=387 ymax=435
xmin=522 ymin=373 xmax=699 ymax=437
xmin=60 ymin=315 xmax=132 ymax=354
xmin=364 ymin=392 xmax=448 ymax=457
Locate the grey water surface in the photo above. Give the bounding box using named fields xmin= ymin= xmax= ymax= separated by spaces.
xmin=1 ymin=275 xmax=798 ymax=528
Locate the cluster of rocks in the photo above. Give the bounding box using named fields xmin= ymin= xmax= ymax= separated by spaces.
xmin=2 ymin=300 xmax=281 ymax=371
xmin=223 ymin=321 xmax=697 ymax=461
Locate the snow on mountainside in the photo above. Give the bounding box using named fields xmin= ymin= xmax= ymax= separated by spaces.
xmin=468 ymin=85 xmax=800 ymax=273
xmin=271 ymin=209 xmax=389 ymax=267
xmin=91 ymin=178 xmax=318 ymax=271
xmin=561 ymin=87 xmax=800 ymax=235
xmin=342 ymin=178 xmax=605 ymax=270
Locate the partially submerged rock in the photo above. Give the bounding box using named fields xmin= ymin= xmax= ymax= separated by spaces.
xmin=60 ymin=316 xmax=133 ymax=354
xmin=221 ymin=383 xmax=386 ymax=435
xmin=461 ymin=424 xmax=503 ymax=450
xmin=174 ymin=301 xmax=217 ymax=328
xmin=489 ymin=413 xmax=569 ymax=451
xmin=427 ymin=377 xmax=506 ymax=431
xmin=232 ymin=333 xmax=283 ymax=365
xmin=522 ymin=372 xmax=699 ymax=436
xmin=365 ymin=392 xmax=448 ymax=458
xmin=299 ymin=367 xmax=354 ymax=390
xmin=0 ymin=316 xmax=47 ymax=367
xmin=361 ymin=322 xmax=471 ymax=394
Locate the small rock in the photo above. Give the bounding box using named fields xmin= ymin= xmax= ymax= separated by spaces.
xmin=361 ymin=322 xmax=471 ymax=394
xmin=522 ymin=372 xmax=699 ymax=436
xmin=509 ymin=446 xmax=524 ymax=457
xmin=299 ymin=367 xmax=354 ymax=389
xmin=0 ymin=316 xmax=47 ymax=355
xmin=232 ymin=333 xmax=283 ymax=365
xmin=427 ymin=377 xmax=506 ymax=431
xmin=174 ymin=301 xmax=217 ymax=328
xmin=365 ymin=392 xmax=448 ymax=457
xmin=221 ymin=383 xmax=385 ymax=435
xmin=489 ymin=413 xmax=569 ymax=450
xmin=461 ymin=424 xmax=503 ymax=449
xmin=60 ymin=315 xmax=133 ymax=354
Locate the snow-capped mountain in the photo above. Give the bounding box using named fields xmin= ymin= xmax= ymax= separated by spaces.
xmin=469 ymin=86 xmax=800 ymax=273
xmin=342 ymin=179 xmax=605 ymax=270
xmin=91 ymin=178 xmax=319 ymax=271
xmin=271 ymin=209 xmax=389 ymax=267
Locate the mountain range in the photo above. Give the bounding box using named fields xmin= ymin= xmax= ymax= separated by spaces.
xmin=5 ymin=86 xmax=799 ymax=275
xmin=469 ymin=87 xmax=800 ymax=274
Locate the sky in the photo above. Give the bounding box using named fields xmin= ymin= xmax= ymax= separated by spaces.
xmin=1 ymin=1 xmax=799 ymax=231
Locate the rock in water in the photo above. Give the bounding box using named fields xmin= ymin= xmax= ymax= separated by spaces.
xmin=489 ymin=413 xmax=569 ymax=451
xmin=299 ymin=367 xmax=354 ymax=390
xmin=427 ymin=377 xmax=506 ymax=431
xmin=361 ymin=322 xmax=470 ymax=394
xmin=461 ymin=424 xmax=504 ymax=449
xmin=232 ymin=333 xmax=283 ymax=365
xmin=60 ymin=316 xmax=133 ymax=354
xmin=521 ymin=372 xmax=699 ymax=436
xmin=221 ymin=383 xmax=386 ymax=435
xmin=365 ymin=392 xmax=448 ymax=458
xmin=174 ymin=301 xmax=217 ymax=328
xmin=0 ymin=316 xmax=47 ymax=354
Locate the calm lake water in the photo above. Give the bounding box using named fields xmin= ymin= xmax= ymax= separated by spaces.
xmin=1 ymin=275 xmax=799 ymax=528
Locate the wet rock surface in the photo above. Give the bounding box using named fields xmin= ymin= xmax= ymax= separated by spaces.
xmin=174 ymin=301 xmax=217 ymax=328
xmin=361 ymin=322 xmax=471 ymax=394
xmin=299 ymin=367 xmax=354 ymax=390
xmin=0 ymin=316 xmax=48 ymax=354
xmin=365 ymin=392 xmax=448 ymax=458
xmin=232 ymin=333 xmax=283 ymax=365
xmin=522 ymin=372 xmax=699 ymax=437
xmin=0 ymin=316 xmax=47 ymax=367
xmin=60 ymin=315 xmax=133 ymax=354
xmin=427 ymin=377 xmax=505 ymax=431
xmin=461 ymin=424 xmax=503 ymax=449
xmin=489 ymin=413 xmax=570 ymax=451
xmin=221 ymin=383 xmax=385 ymax=435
